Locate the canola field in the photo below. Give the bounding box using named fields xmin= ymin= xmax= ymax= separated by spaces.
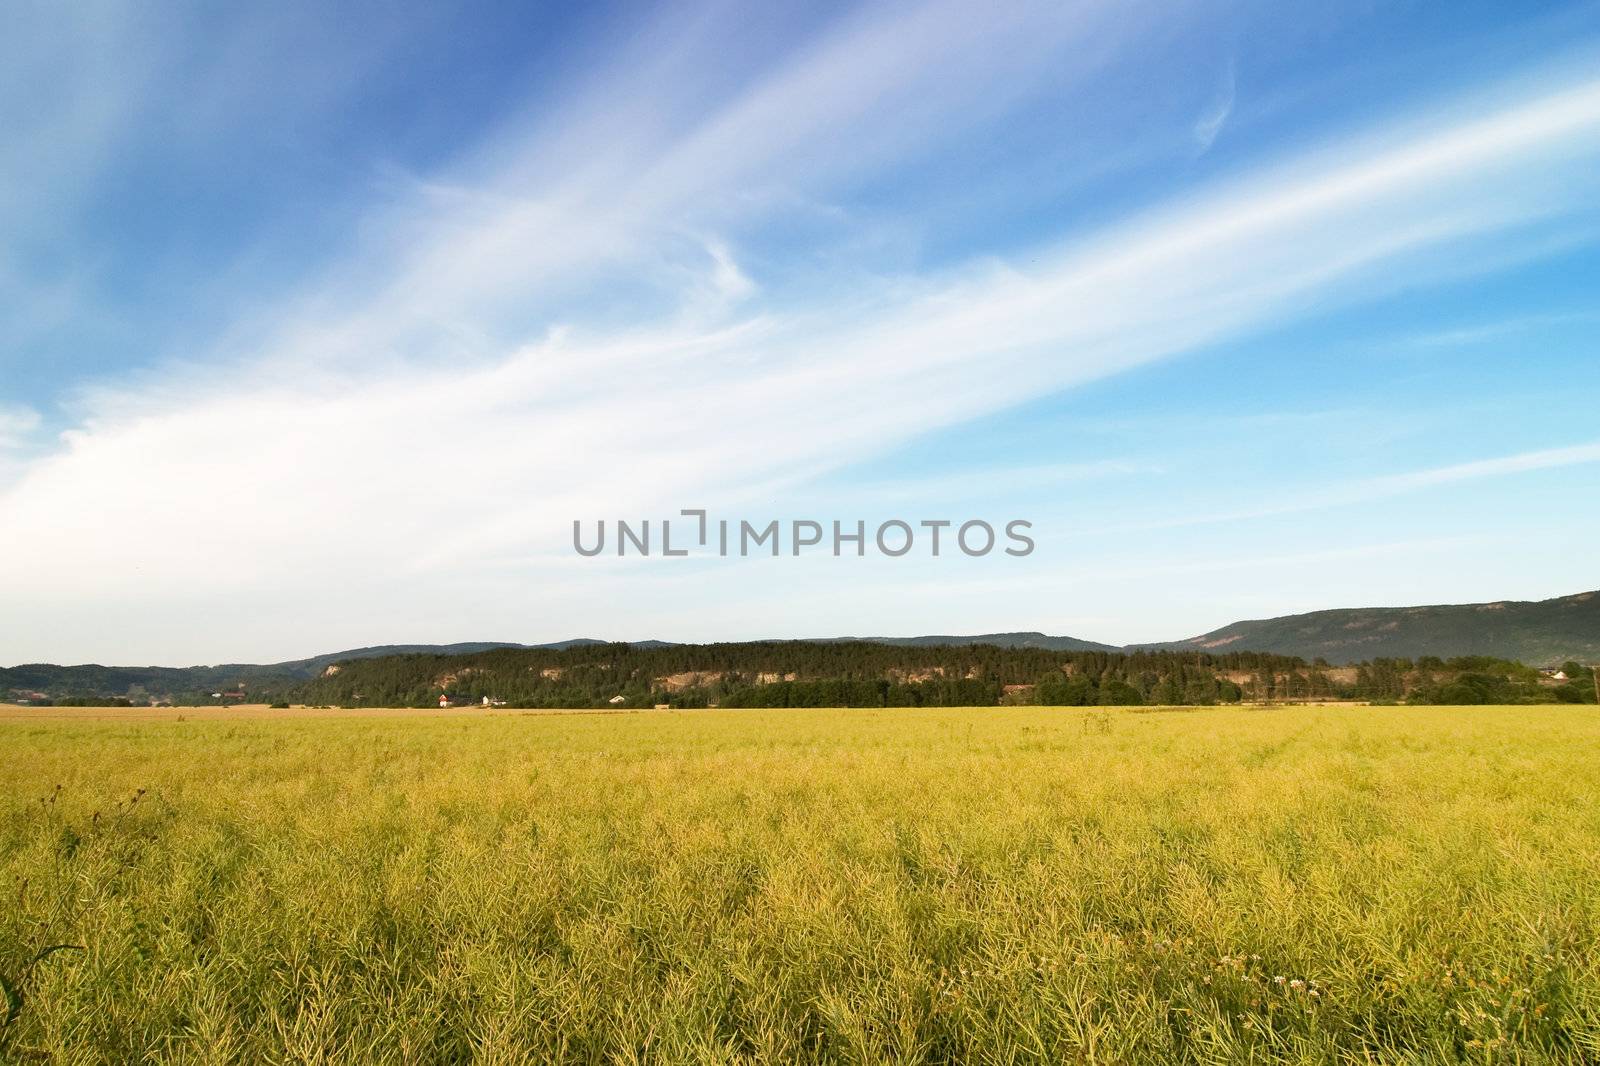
xmin=2 ymin=703 xmax=1598 ymax=1063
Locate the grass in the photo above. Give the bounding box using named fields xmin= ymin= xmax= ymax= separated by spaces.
xmin=1 ymin=703 xmax=1598 ymax=1063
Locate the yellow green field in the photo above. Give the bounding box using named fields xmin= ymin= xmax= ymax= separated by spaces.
xmin=2 ymin=704 xmax=1598 ymax=1063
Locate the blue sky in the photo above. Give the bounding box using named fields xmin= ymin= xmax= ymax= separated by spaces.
xmin=2 ymin=1 xmax=1599 ymax=665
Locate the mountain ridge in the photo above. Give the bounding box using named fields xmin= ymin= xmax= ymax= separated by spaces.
xmin=804 ymin=632 xmax=1121 ymax=653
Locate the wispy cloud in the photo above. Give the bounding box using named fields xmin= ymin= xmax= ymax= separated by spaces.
xmin=3 ymin=5 xmax=1600 ymax=662
xmin=816 ymin=460 xmax=1159 ymax=507
xmin=1193 ymin=58 xmax=1236 ymax=152
xmin=1092 ymin=440 xmax=1600 ymax=534
xmin=1363 ymin=441 xmax=1600 ymax=493
xmin=0 ymin=406 xmax=40 ymax=447
xmin=0 ymin=405 xmax=41 ymax=491
xmin=1403 ymin=309 xmax=1600 ymax=347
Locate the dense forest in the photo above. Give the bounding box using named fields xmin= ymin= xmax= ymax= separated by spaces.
xmin=7 ymin=640 xmax=1595 ymax=709
xmin=275 ymin=644 xmax=1595 ymax=708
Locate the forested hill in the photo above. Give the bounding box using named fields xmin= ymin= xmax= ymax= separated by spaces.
xmin=288 ymin=641 xmax=1594 ymax=709
xmin=7 ymin=589 xmax=1597 ymax=705
xmin=7 ymin=638 xmax=1596 ymax=707
xmin=1147 ymin=590 xmax=1600 ymax=665
xmin=293 ymin=642 xmax=1298 ymax=708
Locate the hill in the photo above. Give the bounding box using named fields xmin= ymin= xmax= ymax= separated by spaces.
xmin=814 ymin=632 xmax=1120 ymax=652
xmin=269 ymin=642 xmax=533 ymax=677
xmin=1148 ymin=590 xmax=1600 ymax=665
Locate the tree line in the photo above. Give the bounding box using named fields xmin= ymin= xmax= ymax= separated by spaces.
xmin=9 ymin=642 xmax=1595 ymax=708
xmin=274 ymin=643 xmax=1595 ymax=708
